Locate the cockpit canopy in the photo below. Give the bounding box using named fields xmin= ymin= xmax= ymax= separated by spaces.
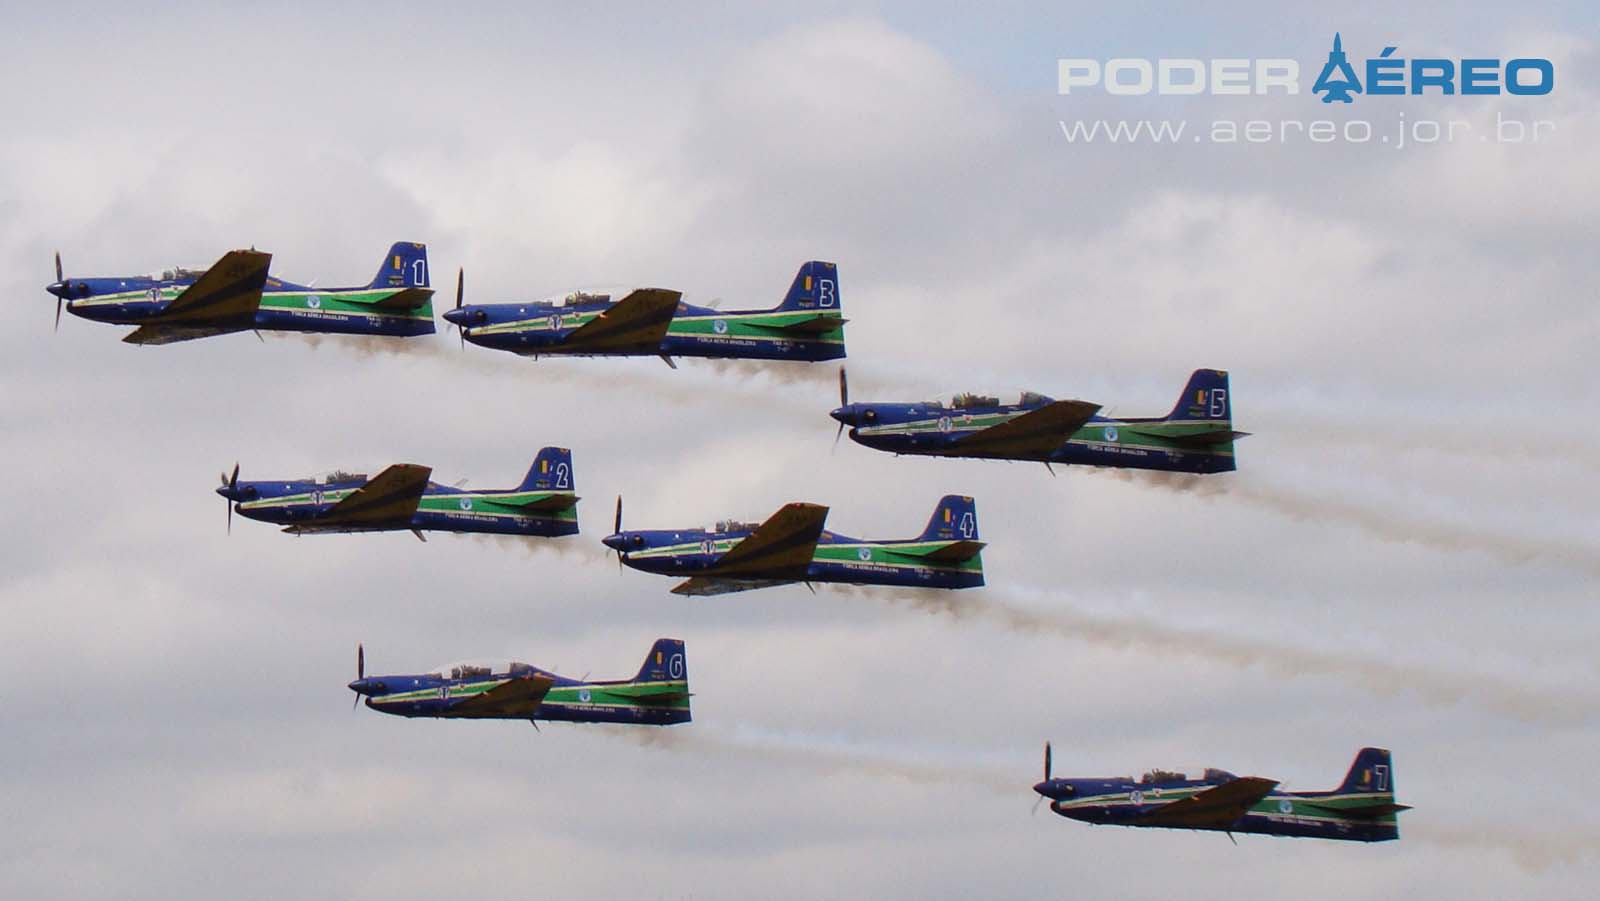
xmin=1140 ymin=769 xmax=1188 ymax=784
xmin=148 ymin=266 xmax=208 ymax=282
xmin=713 ymin=519 xmax=761 ymax=534
xmin=295 ymin=470 xmax=367 ymax=485
xmin=921 ymin=390 xmax=1055 ymax=410
xmin=425 ymin=659 xmax=538 ymax=680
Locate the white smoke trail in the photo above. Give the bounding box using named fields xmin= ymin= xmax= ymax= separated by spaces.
xmin=1090 ymin=469 xmax=1600 ymax=578
xmin=451 ymin=532 xmax=610 ymax=564
xmin=1407 ymin=820 xmax=1600 ymax=872
xmin=825 ymin=585 xmax=1597 ymax=725
xmin=624 ymin=724 xmax=1017 ymax=795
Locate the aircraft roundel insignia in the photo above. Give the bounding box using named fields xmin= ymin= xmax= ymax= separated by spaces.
xmin=547 ymin=314 xmax=561 ymax=331
xmin=857 ymin=547 xmax=872 ymax=561
xmin=147 ymin=287 xmax=161 ymax=302
xmin=1278 ymin=799 xmax=1293 ymax=814
xmin=307 ymin=295 xmax=321 ymax=309
xmin=578 ymin=688 xmax=591 ymax=703
xmin=713 ymin=319 xmax=728 ymax=335
xmin=459 ymin=498 xmax=473 ymax=511
xmin=1105 ymin=427 xmax=1118 ymax=442
xmin=1129 ymin=790 xmax=1143 ymax=805
xmin=937 ymin=416 xmax=953 ymax=433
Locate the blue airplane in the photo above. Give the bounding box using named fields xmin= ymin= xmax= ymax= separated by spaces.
xmin=1033 ymin=744 xmax=1409 ymax=843
xmin=441 ymin=261 xmax=845 ymax=366
xmin=348 ymin=639 xmax=691 ymax=726
xmin=830 ymin=369 xmax=1246 ymax=475
xmin=46 ymin=242 xmax=434 ymax=344
xmin=216 ymin=447 xmax=578 ymax=541
xmin=601 ymin=494 xmax=984 ymax=596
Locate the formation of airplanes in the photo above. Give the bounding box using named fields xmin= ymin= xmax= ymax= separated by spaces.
xmin=55 ymin=243 xmax=1412 ymax=844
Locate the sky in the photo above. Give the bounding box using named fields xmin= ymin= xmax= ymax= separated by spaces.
xmin=2 ymin=3 xmax=1596 ymax=898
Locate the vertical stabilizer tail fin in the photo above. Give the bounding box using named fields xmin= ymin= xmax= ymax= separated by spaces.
xmin=371 ymin=242 xmax=430 ymax=290
xmin=777 ymin=261 xmax=841 ymax=312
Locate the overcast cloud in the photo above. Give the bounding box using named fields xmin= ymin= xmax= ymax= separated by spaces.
xmin=2 ymin=3 xmax=1596 ymax=899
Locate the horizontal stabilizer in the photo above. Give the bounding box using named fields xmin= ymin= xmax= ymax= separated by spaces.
xmin=904 ymin=539 xmax=986 ymax=563
xmin=364 ymin=286 xmax=435 ymax=310
xmin=760 ymin=314 xmax=848 ymax=334
xmin=1301 ymin=800 xmax=1412 ymax=819
xmin=1126 ymin=427 xmax=1250 ymax=447
xmin=602 ymin=684 xmax=691 ymax=702
xmin=497 ymin=492 xmax=579 ymax=513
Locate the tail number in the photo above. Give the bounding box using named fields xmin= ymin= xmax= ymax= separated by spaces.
xmin=818 ymin=279 xmax=836 ymax=307
xmin=668 ymin=653 xmax=685 ymax=679
xmin=553 ymin=462 xmax=570 ymax=489
xmin=412 ymin=259 xmax=427 ymax=286
xmin=957 ymin=512 xmax=975 ymax=538
xmin=1374 ymin=764 xmax=1389 ymax=791
xmin=1208 ymin=388 xmax=1227 ymax=418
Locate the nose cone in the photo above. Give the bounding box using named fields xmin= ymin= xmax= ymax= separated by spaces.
xmin=601 ymin=533 xmax=626 ymax=552
xmin=1033 ymin=780 xmax=1051 ymax=797
xmin=829 ymin=405 xmax=849 ymax=424
xmin=46 ymin=281 xmax=69 ymax=299
xmin=348 ymin=678 xmax=372 ymax=695
xmin=442 ymin=307 xmax=472 ymax=327
xmin=216 ymin=485 xmax=234 ymax=500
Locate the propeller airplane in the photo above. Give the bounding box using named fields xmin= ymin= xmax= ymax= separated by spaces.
xmin=47 ymin=242 xmax=434 ymax=344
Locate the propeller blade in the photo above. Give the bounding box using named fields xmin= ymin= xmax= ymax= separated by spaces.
xmin=613 ymin=495 xmax=622 ymax=535
xmin=54 ymin=297 xmax=62 ymax=333
xmin=1031 ymin=794 xmax=1045 ymax=816
xmin=455 ymin=268 xmax=465 ymax=349
xmin=1044 ymin=741 xmax=1052 ymax=781
xmin=229 ymin=462 xmax=239 ymax=490
xmin=839 ymin=367 xmax=848 ymax=406
xmin=54 ymin=250 xmax=63 ymax=283
xmin=226 ymin=462 xmax=240 ymax=535
xmin=832 ymin=420 xmax=845 ymax=452
xmin=358 ymin=643 xmax=365 ymax=679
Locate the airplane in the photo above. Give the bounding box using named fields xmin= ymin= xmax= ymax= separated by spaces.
xmin=347 ymin=638 xmax=691 ymax=726
xmin=441 ymin=261 xmax=845 ymax=366
xmin=830 ymin=369 xmax=1246 ymax=475
xmin=1032 ymin=744 xmax=1409 ymax=843
xmin=600 ymin=494 xmax=984 ymax=596
xmin=46 ymin=242 xmax=435 ymax=344
xmin=216 ymin=447 xmax=579 ymax=541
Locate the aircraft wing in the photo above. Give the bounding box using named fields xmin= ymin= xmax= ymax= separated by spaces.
xmin=452 ymin=674 xmax=556 ymax=717
xmin=155 ymin=249 xmax=272 ymax=324
xmin=123 ymin=324 xmax=248 ymax=345
xmin=559 ymin=288 xmax=682 ymax=353
xmin=671 ymin=576 xmax=798 ymax=597
xmin=707 ymin=502 xmax=829 ymax=578
xmin=1133 ymin=777 xmax=1279 ymax=829
xmin=950 ymin=400 xmax=1101 ymax=457
xmin=295 ymin=463 xmax=432 ymax=531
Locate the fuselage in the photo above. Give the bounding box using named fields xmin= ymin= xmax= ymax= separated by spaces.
xmin=449 ymin=297 xmax=846 ymax=362
xmin=222 ymin=477 xmax=578 ymax=537
xmin=832 ymin=398 xmax=1237 ymax=474
xmin=349 ymin=667 xmax=690 ymax=725
xmin=50 ymin=273 xmax=434 ymax=337
xmin=1033 ymin=773 xmax=1399 ymax=842
xmin=605 ymin=526 xmax=984 ymax=589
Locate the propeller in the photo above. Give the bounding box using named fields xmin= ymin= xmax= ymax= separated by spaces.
xmin=833 ymin=367 xmax=849 ymax=449
xmin=454 ymin=268 xmax=465 ymax=349
xmin=352 ymin=643 xmax=365 ymax=710
xmin=612 ymin=495 xmax=624 ymax=572
xmin=1032 ymin=741 xmax=1053 ymax=815
xmin=53 ymin=251 xmax=64 ymax=332
xmin=219 ymin=462 xmax=239 ymax=535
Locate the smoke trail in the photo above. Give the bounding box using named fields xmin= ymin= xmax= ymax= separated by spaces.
xmin=1407 ymin=821 xmax=1600 ymax=872
xmin=451 ymin=532 xmax=610 ymax=564
xmin=625 ymin=724 xmax=1017 ymax=795
xmin=825 ymin=585 xmax=1597 ymax=725
xmin=1091 ymin=469 xmax=1600 ymax=578
xmin=689 ymin=357 xmax=841 ymax=388
xmin=1253 ymin=410 xmax=1600 ymax=474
